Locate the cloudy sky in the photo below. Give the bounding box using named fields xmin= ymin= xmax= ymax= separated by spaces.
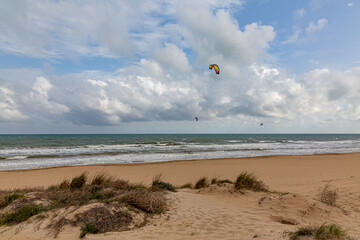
xmin=1 ymin=0 xmax=360 ymax=134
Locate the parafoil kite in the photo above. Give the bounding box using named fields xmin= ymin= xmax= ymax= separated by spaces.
xmin=209 ymin=64 xmax=220 ymax=74
xmin=194 ymin=117 xmax=199 ymax=122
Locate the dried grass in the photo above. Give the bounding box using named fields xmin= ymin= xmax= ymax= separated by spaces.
xmin=318 ymin=184 xmax=338 ymax=206
xmin=234 ymin=172 xmax=268 ymax=192
xmin=122 ymin=189 xmax=166 ymax=213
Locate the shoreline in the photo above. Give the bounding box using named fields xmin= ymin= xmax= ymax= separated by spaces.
xmin=0 ymin=152 xmax=359 ymax=191
xmin=1 ymin=151 xmax=359 ymax=173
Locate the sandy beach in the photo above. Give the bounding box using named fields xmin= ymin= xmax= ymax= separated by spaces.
xmin=0 ymin=153 xmax=359 ymax=239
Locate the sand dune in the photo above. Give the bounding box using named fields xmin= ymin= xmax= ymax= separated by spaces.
xmin=0 ymin=153 xmax=359 ymax=239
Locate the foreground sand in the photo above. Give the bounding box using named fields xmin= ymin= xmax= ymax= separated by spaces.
xmin=0 ymin=153 xmax=359 ymax=239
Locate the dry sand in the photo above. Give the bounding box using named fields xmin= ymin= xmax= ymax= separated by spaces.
xmin=0 ymin=153 xmax=359 ymax=239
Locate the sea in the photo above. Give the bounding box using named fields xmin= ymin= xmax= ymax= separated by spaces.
xmin=0 ymin=134 xmax=359 ymax=171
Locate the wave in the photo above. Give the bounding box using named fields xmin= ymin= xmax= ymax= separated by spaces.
xmin=5 ymin=156 xmax=28 ymax=160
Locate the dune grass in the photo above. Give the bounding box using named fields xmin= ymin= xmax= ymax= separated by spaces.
xmin=70 ymin=173 xmax=87 ymax=191
xmin=234 ymin=172 xmax=268 ymax=192
xmin=151 ymin=174 xmax=177 ymax=192
xmin=80 ymin=223 xmax=99 ymax=238
xmin=318 ymin=184 xmax=338 ymax=206
xmin=0 ymin=192 xmax=24 ymax=208
xmin=289 ymin=224 xmax=348 ymax=240
xmin=0 ymin=204 xmax=44 ymax=225
xmin=0 ymin=171 xmax=168 ymax=239
xmin=195 ymin=177 xmax=209 ymax=189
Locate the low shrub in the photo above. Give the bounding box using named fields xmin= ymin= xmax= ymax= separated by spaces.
xmin=122 ymin=189 xmax=166 ymax=213
xmin=80 ymin=223 xmax=100 ymax=238
xmin=289 ymin=224 xmax=348 ymax=240
xmin=195 ymin=177 xmax=208 ymax=189
xmin=70 ymin=173 xmax=87 ymax=191
xmin=0 ymin=204 xmax=44 ymax=225
xmin=234 ymin=172 xmax=268 ymax=192
xmin=318 ymin=184 xmax=338 ymax=206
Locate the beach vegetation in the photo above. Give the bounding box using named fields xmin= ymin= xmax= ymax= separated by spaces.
xmin=80 ymin=223 xmax=100 ymax=238
xmin=195 ymin=177 xmax=209 ymax=189
xmin=130 ymin=183 xmax=148 ymax=190
xmin=234 ymin=172 xmax=268 ymax=192
xmin=318 ymin=184 xmax=338 ymax=206
xmin=211 ymin=177 xmax=233 ymax=185
xmin=0 ymin=192 xmax=24 ymax=208
xmin=178 ymin=183 xmax=193 ymax=189
xmin=70 ymin=173 xmax=87 ymax=190
xmin=211 ymin=177 xmax=218 ymax=184
xmin=91 ymin=173 xmax=112 ymax=186
xmin=0 ymin=204 xmax=44 ymax=225
xmin=151 ymin=174 xmax=177 ymax=192
xmin=0 ymin=172 xmax=168 ymax=237
xmin=121 ymin=189 xmax=167 ymax=213
xmin=289 ymin=224 xmax=348 ymax=240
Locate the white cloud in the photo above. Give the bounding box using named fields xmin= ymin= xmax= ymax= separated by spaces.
xmin=1 ymin=1 xmax=360 ymax=131
xmin=2 ymin=60 xmax=360 ymax=128
xmin=306 ymin=18 xmax=328 ymax=33
xmin=178 ymin=3 xmax=275 ymax=68
xmin=293 ymin=8 xmax=306 ymax=19
xmin=282 ymin=30 xmax=301 ymax=44
xmin=347 ymin=3 xmax=353 ymax=7
xmin=153 ymin=43 xmax=190 ymax=73
xmin=88 ymin=79 xmax=108 ymax=87
xmin=24 ymin=77 xmax=69 ymax=115
xmin=0 ymin=87 xmax=28 ymax=121
xmin=0 ymin=0 xmax=244 ymax=58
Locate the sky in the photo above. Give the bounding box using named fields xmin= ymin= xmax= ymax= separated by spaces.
xmin=1 ymin=0 xmax=360 ymax=134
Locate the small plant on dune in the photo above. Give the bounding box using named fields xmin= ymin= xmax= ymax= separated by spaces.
xmin=211 ymin=177 xmax=218 ymax=184
xmin=211 ymin=177 xmax=233 ymax=185
xmin=70 ymin=173 xmax=87 ymax=191
xmin=318 ymin=184 xmax=338 ymax=206
xmin=0 ymin=192 xmax=24 ymax=208
xmin=316 ymin=224 xmax=347 ymax=240
xmin=289 ymin=226 xmax=315 ymax=239
xmin=177 ymin=183 xmax=193 ymax=189
xmin=289 ymin=224 xmax=348 ymax=240
xmin=0 ymin=204 xmax=44 ymax=225
xmin=195 ymin=177 xmax=209 ymax=189
xmin=91 ymin=173 xmax=112 ymax=186
xmin=80 ymin=223 xmax=100 ymax=238
xmin=151 ymin=174 xmax=176 ymax=192
xmin=234 ymin=172 xmax=268 ymax=192
xmin=122 ymin=189 xmax=167 ymax=214
xmin=131 ymin=183 xmax=148 ymax=190
xmin=58 ymin=180 xmax=70 ymax=190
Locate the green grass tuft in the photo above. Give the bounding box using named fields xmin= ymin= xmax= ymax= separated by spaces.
xmin=0 ymin=204 xmax=44 ymax=225
xmin=80 ymin=223 xmax=100 ymax=238
xmin=289 ymin=224 xmax=348 ymax=240
xmin=195 ymin=177 xmax=208 ymax=189
xmin=178 ymin=183 xmax=193 ymax=189
xmin=234 ymin=172 xmax=268 ymax=192
xmin=316 ymin=224 xmax=347 ymax=240
xmin=151 ymin=174 xmax=176 ymax=192
xmin=152 ymin=181 xmax=177 ymax=192
xmin=70 ymin=173 xmax=87 ymax=191
xmin=0 ymin=193 xmax=24 ymax=208
xmin=91 ymin=173 xmax=112 ymax=186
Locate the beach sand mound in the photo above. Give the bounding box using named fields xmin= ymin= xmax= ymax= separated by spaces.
xmin=0 ymin=183 xmax=359 ymax=239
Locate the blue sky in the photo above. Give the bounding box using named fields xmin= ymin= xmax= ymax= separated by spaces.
xmin=0 ymin=0 xmax=360 ymax=134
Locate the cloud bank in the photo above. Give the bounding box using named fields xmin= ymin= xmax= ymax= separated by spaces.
xmin=0 ymin=0 xmax=359 ymax=132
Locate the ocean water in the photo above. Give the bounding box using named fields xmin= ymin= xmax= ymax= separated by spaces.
xmin=0 ymin=134 xmax=359 ymax=170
